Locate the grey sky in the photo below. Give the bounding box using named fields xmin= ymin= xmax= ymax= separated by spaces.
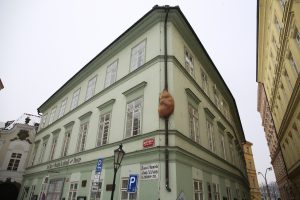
xmin=0 ymin=0 xmax=276 ymax=183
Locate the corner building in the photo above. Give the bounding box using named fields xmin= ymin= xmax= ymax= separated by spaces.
xmin=21 ymin=6 xmax=250 ymax=200
xmin=257 ymin=0 xmax=300 ymax=198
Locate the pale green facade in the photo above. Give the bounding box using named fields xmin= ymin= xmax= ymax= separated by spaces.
xmin=20 ymin=6 xmax=250 ymax=200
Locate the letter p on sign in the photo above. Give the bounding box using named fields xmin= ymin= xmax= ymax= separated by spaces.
xmin=127 ymin=174 xmax=138 ymax=193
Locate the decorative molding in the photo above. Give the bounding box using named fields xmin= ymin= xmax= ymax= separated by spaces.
xmin=217 ymin=121 xmax=226 ymax=130
xmin=185 ymin=88 xmax=201 ymax=104
xmin=97 ymin=99 xmax=116 ymax=111
xmin=122 ymin=81 xmax=147 ymax=96
xmin=79 ymin=111 xmax=92 ymax=120
xmin=64 ymin=121 xmax=75 ymax=128
xmin=52 ymin=128 xmax=61 ymax=135
xmin=204 ymin=107 xmax=215 ymax=119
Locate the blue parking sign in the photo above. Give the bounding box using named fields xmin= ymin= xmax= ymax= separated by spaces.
xmin=127 ymin=174 xmax=138 ymax=193
xmin=95 ymin=158 xmax=103 ymax=173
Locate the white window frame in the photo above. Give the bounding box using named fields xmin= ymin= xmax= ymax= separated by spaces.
xmin=226 ymin=187 xmax=232 ymax=200
xmin=61 ymin=130 xmax=71 ymax=157
xmin=68 ymin=182 xmax=78 ymax=200
xmin=49 ymin=136 xmax=58 ymax=160
xmin=194 ymin=179 xmax=203 ymax=200
xmin=77 ymin=122 xmax=89 ymax=152
xmin=220 ymin=133 xmax=226 ymax=160
xmin=189 ymin=104 xmax=200 ymax=143
xmin=41 ymin=113 xmax=48 ymax=128
xmin=58 ymin=98 xmax=68 ymax=118
xmin=296 ymin=28 xmax=300 ymax=46
xmin=121 ymin=178 xmax=137 ymax=200
xmin=97 ymin=112 xmax=111 ymax=147
xmin=104 ymin=60 xmax=118 ymax=88
xmin=7 ymin=153 xmax=22 ymax=171
xmin=70 ymin=88 xmax=81 ymax=110
xmin=29 ymin=185 xmax=35 ymax=200
xmin=184 ymin=48 xmax=194 ymax=77
xmin=201 ymin=70 xmax=209 ymax=96
xmin=125 ymin=97 xmax=143 ymax=138
xmin=85 ymin=76 xmax=97 ymax=101
xmin=206 ymin=120 xmax=215 ymax=152
xmin=48 ymin=107 xmax=57 ymax=125
xmin=213 ymin=183 xmax=220 ymax=200
xmin=90 ymin=180 xmax=102 ymax=200
xmin=39 ymin=141 xmax=48 ymax=163
xmin=130 ymin=40 xmax=146 ymax=71
xmin=289 ymin=54 xmax=299 ymax=75
xmin=30 ymin=143 xmax=39 ymax=166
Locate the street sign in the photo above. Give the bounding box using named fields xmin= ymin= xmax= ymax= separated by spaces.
xmin=95 ymin=158 xmax=103 ymax=173
xmin=127 ymin=174 xmax=138 ymax=193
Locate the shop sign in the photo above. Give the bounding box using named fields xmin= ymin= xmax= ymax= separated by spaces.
xmin=46 ymin=157 xmax=81 ymax=169
xmin=140 ymin=163 xmax=159 ymax=180
xmin=143 ymin=138 xmax=155 ymax=148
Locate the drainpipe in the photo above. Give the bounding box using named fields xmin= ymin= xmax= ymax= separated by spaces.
xmin=164 ymin=5 xmax=171 ymax=192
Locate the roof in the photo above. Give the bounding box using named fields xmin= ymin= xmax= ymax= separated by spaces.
xmin=37 ymin=5 xmax=246 ymax=141
xmin=4 ymin=113 xmax=40 ymax=130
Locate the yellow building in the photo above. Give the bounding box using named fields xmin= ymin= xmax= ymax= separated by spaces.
xmin=243 ymin=141 xmax=261 ymax=200
xmin=257 ymin=0 xmax=300 ymax=198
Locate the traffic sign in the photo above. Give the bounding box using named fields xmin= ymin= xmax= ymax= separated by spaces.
xmin=127 ymin=174 xmax=138 ymax=193
xmin=95 ymin=158 xmax=103 ymax=173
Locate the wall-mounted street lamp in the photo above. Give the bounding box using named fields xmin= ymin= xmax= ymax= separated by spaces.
xmin=258 ymin=167 xmax=272 ymax=200
xmin=110 ymin=144 xmax=125 ymax=200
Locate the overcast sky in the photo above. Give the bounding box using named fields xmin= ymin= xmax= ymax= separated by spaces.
xmin=0 ymin=0 xmax=276 ymax=183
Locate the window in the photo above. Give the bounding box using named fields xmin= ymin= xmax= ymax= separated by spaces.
xmin=226 ymin=187 xmax=232 ymax=200
xmin=97 ymin=112 xmax=111 ymax=146
xmin=49 ymin=136 xmax=58 ymax=160
xmin=274 ymin=16 xmax=281 ymax=33
xmin=39 ymin=140 xmax=48 ymax=163
xmin=41 ymin=114 xmax=48 ymax=128
xmin=68 ymin=182 xmax=78 ymax=200
xmin=289 ymin=54 xmax=299 ymax=76
xmin=48 ymin=107 xmax=57 ymax=125
xmin=125 ymin=98 xmax=143 ymax=138
xmin=86 ymin=76 xmax=97 ymax=101
xmin=220 ymin=133 xmax=226 ymax=160
xmin=29 ymin=185 xmax=35 ymax=200
xmin=201 ymin=70 xmax=209 ymax=95
xmin=58 ymin=98 xmax=68 ymax=118
xmin=70 ymin=88 xmax=81 ymax=110
xmin=296 ymin=28 xmax=300 ymax=46
xmin=207 ymin=183 xmax=212 ymax=200
xmin=189 ymin=104 xmax=200 ymax=143
xmin=130 ymin=40 xmax=146 ymax=71
xmin=62 ymin=131 xmax=71 ymax=157
xmin=90 ymin=180 xmax=102 ymax=200
xmin=30 ymin=144 xmax=39 ymax=166
xmin=77 ymin=122 xmax=89 ymax=152
xmin=184 ymin=48 xmax=194 ymax=76
xmin=7 ymin=153 xmax=22 ymax=171
xmin=207 ymin=120 xmax=215 ymax=152
xmin=213 ymin=86 xmax=221 ymax=110
xmin=47 ymin=179 xmax=64 ymax=200
xmin=105 ymin=60 xmax=118 ymax=88
xmin=229 ymin=139 xmax=234 ymax=164
xmin=280 ymin=0 xmax=286 ymax=8
xmin=194 ymin=180 xmax=203 ymax=200
xmin=121 ymin=178 xmax=137 ymax=200
xmin=213 ymin=183 xmax=220 ymax=200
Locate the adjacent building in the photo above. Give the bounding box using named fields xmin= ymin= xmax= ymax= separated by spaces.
xmin=242 ymin=141 xmax=261 ymax=200
xmin=257 ymin=0 xmax=300 ymax=198
xmin=0 ymin=113 xmax=40 ymax=200
xmin=21 ymin=6 xmax=250 ymax=200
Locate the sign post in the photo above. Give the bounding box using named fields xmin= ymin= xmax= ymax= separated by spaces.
xmin=127 ymin=175 xmax=138 ymax=193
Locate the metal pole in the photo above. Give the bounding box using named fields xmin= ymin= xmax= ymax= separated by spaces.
xmin=264 ymin=169 xmax=271 ymax=200
xmin=110 ymin=168 xmax=117 ymax=200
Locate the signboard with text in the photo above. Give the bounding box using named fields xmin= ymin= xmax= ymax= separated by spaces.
xmin=140 ymin=163 xmax=159 ymax=180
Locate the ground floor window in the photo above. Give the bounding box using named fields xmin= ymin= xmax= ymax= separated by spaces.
xmin=68 ymin=182 xmax=78 ymax=200
xmin=46 ymin=178 xmax=64 ymax=200
xmin=90 ymin=180 xmax=102 ymax=200
xmin=194 ymin=179 xmax=203 ymax=200
xmin=121 ymin=178 xmax=137 ymax=200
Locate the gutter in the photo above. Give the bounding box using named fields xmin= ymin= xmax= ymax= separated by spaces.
xmin=164 ymin=5 xmax=171 ymax=192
